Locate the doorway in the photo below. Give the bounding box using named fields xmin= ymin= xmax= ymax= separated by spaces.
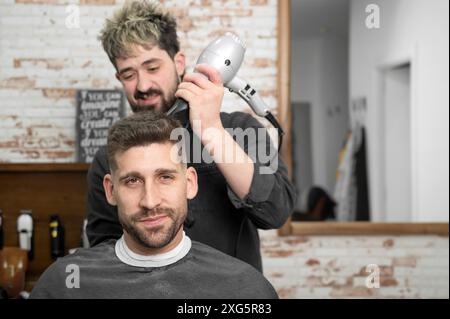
xmin=382 ymin=63 xmax=412 ymax=221
xmin=291 ymin=102 xmax=313 ymax=210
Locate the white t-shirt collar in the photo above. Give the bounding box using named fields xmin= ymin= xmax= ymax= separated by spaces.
xmin=115 ymin=231 xmax=191 ymax=268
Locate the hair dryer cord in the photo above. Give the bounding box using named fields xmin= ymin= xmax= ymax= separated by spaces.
xmin=264 ymin=111 xmax=284 ymax=151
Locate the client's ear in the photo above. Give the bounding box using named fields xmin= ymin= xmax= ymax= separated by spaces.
xmin=185 ymin=167 xmax=198 ymax=200
xmin=103 ymin=174 xmax=117 ymax=206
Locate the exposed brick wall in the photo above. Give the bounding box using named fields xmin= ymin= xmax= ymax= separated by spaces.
xmin=260 ymin=230 xmax=450 ymax=298
xmin=0 ymin=0 xmax=278 ymax=162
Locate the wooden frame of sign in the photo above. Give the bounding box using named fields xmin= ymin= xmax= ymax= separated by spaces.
xmin=76 ymin=90 xmax=125 ymax=163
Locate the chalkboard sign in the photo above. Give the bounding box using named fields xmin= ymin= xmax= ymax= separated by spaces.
xmin=76 ymin=90 xmax=125 ymax=163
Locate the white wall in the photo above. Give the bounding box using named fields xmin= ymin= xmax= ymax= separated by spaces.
xmin=321 ymin=37 xmax=349 ymax=194
xmin=292 ymin=38 xmax=323 ymax=193
xmin=349 ymin=0 xmax=449 ymax=221
xmin=0 ymin=1 xmax=278 ymax=162
xmin=291 ymin=36 xmax=349 ymax=194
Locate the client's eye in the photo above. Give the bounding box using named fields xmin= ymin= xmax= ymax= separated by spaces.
xmin=160 ymin=175 xmax=174 ymax=182
xmin=126 ymin=177 xmax=141 ymax=185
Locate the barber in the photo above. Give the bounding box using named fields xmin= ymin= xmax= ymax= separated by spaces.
xmin=87 ymin=0 xmax=296 ymax=271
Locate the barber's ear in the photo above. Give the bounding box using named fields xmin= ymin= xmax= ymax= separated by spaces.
xmin=185 ymin=167 xmax=198 ymax=200
xmin=174 ymin=51 xmax=186 ymax=78
xmin=103 ymin=174 xmax=117 ymax=206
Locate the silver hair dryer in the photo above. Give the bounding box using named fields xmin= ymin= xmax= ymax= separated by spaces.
xmin=167 ymin=32 xmax=284 ymax=148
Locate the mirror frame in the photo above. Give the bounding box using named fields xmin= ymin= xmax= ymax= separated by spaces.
xmin=276 ymin=0 xmax=448 ymax=236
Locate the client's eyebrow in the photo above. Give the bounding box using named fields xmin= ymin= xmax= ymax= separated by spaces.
xmin=118 ymin=168 xmax=179 ymax=182
xmin=118 ymin=171 xmax=144 ymax=182
xmin=154 ymin=168 xmax=179 ymax=176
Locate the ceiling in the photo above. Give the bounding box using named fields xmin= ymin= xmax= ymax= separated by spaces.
xmin=291 ymin=0 xmax=350 ymax=39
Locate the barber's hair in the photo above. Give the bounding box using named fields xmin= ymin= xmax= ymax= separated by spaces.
xmin=107 ymin=111 xmax=182 ymax=172
xmin=99 ymin=0 xmax=180 ymax=68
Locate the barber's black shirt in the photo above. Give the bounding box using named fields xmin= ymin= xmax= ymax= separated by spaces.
xmin=86 ymin=111 xmax=296 ymax=271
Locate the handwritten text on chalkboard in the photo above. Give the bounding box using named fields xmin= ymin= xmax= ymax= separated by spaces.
xmin=76 ymin=90 xmax=125 ymax=162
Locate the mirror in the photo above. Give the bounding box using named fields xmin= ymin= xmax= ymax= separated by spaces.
xmin=284 ymin=0 xmax=449 ymax=223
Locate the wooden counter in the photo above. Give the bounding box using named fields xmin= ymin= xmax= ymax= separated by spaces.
xmin=0 ymin=163 xmax=90 ymax=289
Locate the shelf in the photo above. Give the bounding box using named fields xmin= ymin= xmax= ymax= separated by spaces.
xmin=0 ymin=163 xmax=90 ymax=172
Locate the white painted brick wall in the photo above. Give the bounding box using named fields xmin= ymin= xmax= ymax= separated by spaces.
xmin=0 ymin=0 xmax=278 ymax=162
xmin=260 ymin=230 xmax=450 ymax=299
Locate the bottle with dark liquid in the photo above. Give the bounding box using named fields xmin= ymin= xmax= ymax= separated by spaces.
xmin=49 ymin=215 xmax=65 ymax=259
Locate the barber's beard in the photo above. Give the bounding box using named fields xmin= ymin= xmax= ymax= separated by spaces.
xmin=130 ymin=71 xmax=180 ymax=114
xmin=119 ymin=207 xmax=186 ymax=250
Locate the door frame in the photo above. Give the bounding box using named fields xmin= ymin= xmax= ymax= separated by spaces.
xmin=374 ymin=47 xmax=419 ymax=221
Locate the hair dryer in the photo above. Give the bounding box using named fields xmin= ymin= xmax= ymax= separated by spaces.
xmin=166 ymin=32 xmax=284 ymax=149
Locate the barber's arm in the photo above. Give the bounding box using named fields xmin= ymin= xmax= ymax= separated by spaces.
xmin=176 ymin=64 xmax=297 ymax=229
xmin=223 ymin=111 xmax=296 ymax=229
xmin=86 ymin=147 xmax=122 ymax=246
xmin=176 ymin=64 xmax=254 ymax=200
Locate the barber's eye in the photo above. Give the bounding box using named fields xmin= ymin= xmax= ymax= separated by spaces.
xmin=121 ymin=72 xmax=136 ymax=81
xmin=147 ymin=66 xmax=159 ymax=73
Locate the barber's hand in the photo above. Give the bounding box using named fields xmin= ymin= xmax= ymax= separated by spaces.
xmin=175 ymin=64 xmax=225 ymax=140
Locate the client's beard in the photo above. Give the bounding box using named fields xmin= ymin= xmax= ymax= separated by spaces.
xmin=119 ymin=207 xmax=186 ymax=250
